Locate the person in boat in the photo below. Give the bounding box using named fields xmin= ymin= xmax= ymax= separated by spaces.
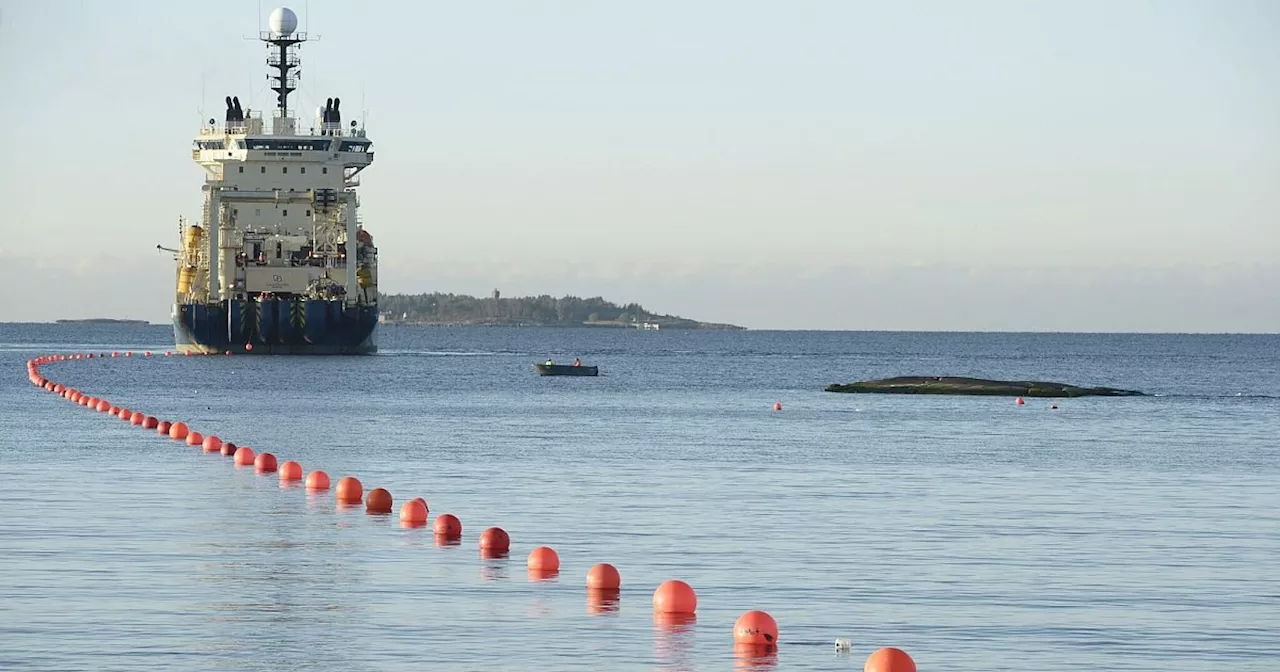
xmin=573 ymin=358 xmax=581 ymax=367
xmin=545 ymin=358 xmax=554 ymax=366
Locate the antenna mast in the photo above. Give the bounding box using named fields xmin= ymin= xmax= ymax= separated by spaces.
xmin=260 ymin=8 xmax=307 ymax=116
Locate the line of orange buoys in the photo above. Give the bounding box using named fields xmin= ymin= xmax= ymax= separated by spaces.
xmin=24 ymin=351 xmax=918 ymax=671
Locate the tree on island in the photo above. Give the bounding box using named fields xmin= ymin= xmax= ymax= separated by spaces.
xmin=376 ymin=291 xmax=741 ymax=329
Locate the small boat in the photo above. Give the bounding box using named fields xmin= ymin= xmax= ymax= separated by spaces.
xmin=533 ymin=363 xmax=598 ymax=376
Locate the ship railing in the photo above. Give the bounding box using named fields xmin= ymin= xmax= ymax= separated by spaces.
xmin=307 ymin=126 xmax=368 ymax=138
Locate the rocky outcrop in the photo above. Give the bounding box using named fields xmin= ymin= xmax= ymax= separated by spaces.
xmin=824 ymin=376 xmax=1145 ymax=397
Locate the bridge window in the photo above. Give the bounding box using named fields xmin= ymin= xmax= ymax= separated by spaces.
xmin=260 ymin=166 xmax=266 ymax=174
xmin=300 ymin=167 xmax=306 ymax=174
xmin=283 ymin=210 xmax=288 ymax=217
xmin=322 ymin=167 xmax=328 ymax=174
xmin=246 ymin=139 xmax=332 ymax=151
xmin=238 ymin=166 xmax=244 ymax=173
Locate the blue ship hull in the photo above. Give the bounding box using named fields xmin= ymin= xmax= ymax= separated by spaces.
xmin=173 ymin=299 xmax=378 ymax=354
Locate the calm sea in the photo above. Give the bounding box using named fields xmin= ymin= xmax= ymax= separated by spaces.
xmin=1 ymin=324 xmax=1277 ymax=671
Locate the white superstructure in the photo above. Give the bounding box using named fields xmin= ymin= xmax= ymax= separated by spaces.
xmin=176 ymin=6 xmax=377 ymax=308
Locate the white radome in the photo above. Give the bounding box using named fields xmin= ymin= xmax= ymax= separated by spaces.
xmin=269 ymin=7 xmax=298 ymax=36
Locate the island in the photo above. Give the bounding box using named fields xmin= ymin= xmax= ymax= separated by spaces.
xmin=376 ymin=291 xmax=744 ymax=330
xmin=55 ymin=319 xmax=150 ymax=325
xmin=824 ymin=376 xmax=1145 ymax=398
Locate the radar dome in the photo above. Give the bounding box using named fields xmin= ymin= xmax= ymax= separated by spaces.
xmin=268 ymin=7 xmax=298 ymax=36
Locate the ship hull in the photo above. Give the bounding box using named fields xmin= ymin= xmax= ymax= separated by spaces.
xmin=173 ymin=299 xmax=378 ymax=355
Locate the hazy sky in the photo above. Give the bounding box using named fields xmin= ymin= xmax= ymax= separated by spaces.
xmin=1 ymin=1 xmax=1277 ymax=330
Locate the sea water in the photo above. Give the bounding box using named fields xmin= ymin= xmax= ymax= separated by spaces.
xmin=1 ymin=324 xmax=1277 ymax=671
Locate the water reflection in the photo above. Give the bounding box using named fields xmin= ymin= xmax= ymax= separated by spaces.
xmin=586 ymin=588 xmax=620 ymax=615
xmin=653 ymin=612 xmax=696 ymax=669
xmin=433 ymin=534 xmax=460 ymax=548
xmin=527 ymin=568 xmax=559 ymax=582
xmin=480 ymin=556 xmax=509 ymax=581
xmin=526 ymin=597 xmax=551 ymax=619
xmin=733 ymin=644 xmax=779 ymax=670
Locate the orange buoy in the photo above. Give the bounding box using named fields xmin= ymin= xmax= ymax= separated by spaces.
xmin=433 ymin=513 xmax=462 ymax=539
xmin=653 ymin=580 xmax=697 ymax=614
xmin=202 ymin=435 xmax=222 ymax=453
xmin=144 ymin=351 xmax=152 ymax=357
xmin=220 ymin=441 xmax=237 ymax=457
xmin=527 ymin=546 xmax=560 ymax=572
xmin=186 ymin=431 xmax=204 ymax=446
xmin=245 ymin=343 xmax=253 ymax=351
xmin=733 ymin=610 xmax=779 ymax=648
xmin=864 ymin=647 xmax=916 ymax=672
xmin=53 ymin=384 xmax=65 ymax=394
xmin=479 ymin=527 xmax=510 ymax=552
xmin=130 ymin=411 xmax=145 ymax=426
xmin=1049 ymin=404 xmax=1059 ymax=410
xmin=587 ymin=563 xmax=621 ymax=590
xmin=399 ymin=499 xmax=428 ymax=526
xmin=156 ymin=420 xmax=172 ymax=435
xmin=254 ymin=452 xmax=278 ymax=473
xmin=773 ymin=401 xmax=782 ymax=411
xmin=233 ymin=446 xmax=256 ymax=466
xmin=96 ymin=399 xmax=110 ymax=412
xmin=117 ymin=408 xmax=131 ymax=420
xmin=165 ymin=351 xmax=172 ymax=356
xmin=335 ymin=476 xmax=363 ymax=503
xmin=278 ymin=460 xmax=303 ymax=481
xmin=125 ymin=351 xmax=132 ymax=357
xmin=1015 ymin=396 xmax=1025 ymax=405
xmin=411 ymin=496 xmax=429 ymax=513
xmin=365 ymin=487 xmax=392 ymax=513
xmin=169 ymin=422 xmax=189 ymax=440
xmin=142 ymin=416 xmax=159 ymax=429
xmin=225 ymin=350 xmax=233 ymax=355
xmin=306 ymin=470 xmax=331 ymax=491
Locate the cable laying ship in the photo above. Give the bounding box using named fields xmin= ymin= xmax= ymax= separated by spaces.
xmin=171 ymin=7 xmax=378 ymax=354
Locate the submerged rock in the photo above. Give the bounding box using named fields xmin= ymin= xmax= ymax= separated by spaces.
xmin=824 ymin=376 xmax=1145 ymax=398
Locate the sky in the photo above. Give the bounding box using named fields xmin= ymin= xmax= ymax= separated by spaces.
xmin=0 ymin=0 xmax=1276 ymax=330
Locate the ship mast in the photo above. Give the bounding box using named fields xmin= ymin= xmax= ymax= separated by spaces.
xmin=260 ymin=8 xmax=307 ymax=117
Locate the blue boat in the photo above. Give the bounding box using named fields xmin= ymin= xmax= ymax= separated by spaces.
xmin=169 ymin=7 xmax=380 ymax=355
